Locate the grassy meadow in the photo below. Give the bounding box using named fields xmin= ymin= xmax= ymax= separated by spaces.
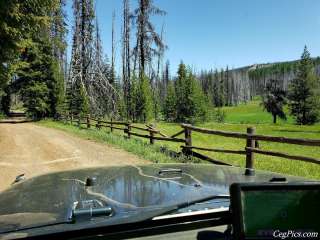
xmin=222 ymin=100 xmax=294 ymax=124
xmin=40 ymin=100 xmax=320 ymax=180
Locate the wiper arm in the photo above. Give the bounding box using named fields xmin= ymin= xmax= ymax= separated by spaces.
xmin=150 ymin=194 xmax=230 ymax=219
xmin=175 ymin=194 xmax=229 ymax=208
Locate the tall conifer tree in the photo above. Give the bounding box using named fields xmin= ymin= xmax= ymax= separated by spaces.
xmin=288 ymin=46 xmax=320 ymax=124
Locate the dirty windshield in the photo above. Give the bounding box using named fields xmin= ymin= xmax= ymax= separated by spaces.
xmin=0 ymin=0 xmax=320 ymax=239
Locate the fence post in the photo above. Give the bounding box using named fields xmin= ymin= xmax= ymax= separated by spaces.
xmin=110 ymin=118 xmax=113 ymax=132
xmin=124 ymin=123 xmax=128 ymax=138
xmin=183 ymin=125 xmax=192 ymax=155
xmin=245 ymin=127 xmax=256 ymax=176
xmin=127 ymin=123 xmax=131 ymax=139
xmin=149 ymin=127 xmax=155 ymax=145
xmin=78 ymin=116 xmax=81 ymax=128
xmin=86 ymin=115 xmax=90 ymax=129
xmin=96 ymin=119 xmax=101 ymax=130
xmin=66 ymin=114 xmax=68 ymax=124
xmin=70 ymin=113 xmax=73 ymax=125
xmin=63 ymin=113 xmax=67 ymax=124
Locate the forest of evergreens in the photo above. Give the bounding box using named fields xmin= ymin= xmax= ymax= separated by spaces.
xmin=0 ymin=0 xmax=319 ymax=125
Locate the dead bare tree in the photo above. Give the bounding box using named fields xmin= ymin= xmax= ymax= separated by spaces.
xmin=111 ymin=10 xmax=116 ymax=85
xmin=122 ymin=0 xmax=131 ymax=119
xmin=156 ymin=24 xmax=165 ymax=83
xmin=68 ymin=0 xmax=118 ymax=117
xmin=132 ymin=0 xmax=166 ymax=79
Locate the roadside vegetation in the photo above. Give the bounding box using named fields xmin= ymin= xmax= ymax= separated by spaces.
xmin=39 ymin=120 xmax=194 ymax=166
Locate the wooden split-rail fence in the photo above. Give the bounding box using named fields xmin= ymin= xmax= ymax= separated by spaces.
xmin=58 ymin=114 xmax=320 ymax=176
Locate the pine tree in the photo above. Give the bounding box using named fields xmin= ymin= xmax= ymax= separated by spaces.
xmin=159 ymin=59 xmax=170 ymax=102
xmin=0 ymin=0 xmax=65 ymax=115
xmin=175 ymin=62 xmax=208 ymax=123
xmin=135 ymin=74 xmax=153 ymax=122
xmin=189 ymin=73 xmax=208 ymax=122
xmin=68 ymin=82 xmax=89 ymax=116
xmin=212 ymin=69 xmax=220 ymax=106
xmin=130 ymin=74 xmax=139 ymax=122
xmin=1 ymin=0 xmax=67 ymax=118
xmin=50 ymin=0 xmax=67 ymax=117
xmin=288 ymin=46 xmax=320 ymax=125
xmin=262 ymin=79 xmax=287 ymax=124
xmin=175 ymin=62 xmax=188 ymax=122
xmin=153 ymin=87 xmax=161 ymax=120
xmin=18 ymin=40 xmax=53 ymax=118
xmin=218 ymin=68 xmax=225 ymax=106
xmin=21 ymin=81 xmax=50 ymax=119
xmin=163 ymin=81 xmax=176 ymax=121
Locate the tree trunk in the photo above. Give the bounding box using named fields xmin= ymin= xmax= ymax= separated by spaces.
xmin=111 ymin=11 xmax=115 ymax=84
xmin=273 ymin=114 xmax=277 ymax=124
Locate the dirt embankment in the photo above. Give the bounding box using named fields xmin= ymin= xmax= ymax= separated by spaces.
xmin=0 ymin=123 xmax=146 ymax=192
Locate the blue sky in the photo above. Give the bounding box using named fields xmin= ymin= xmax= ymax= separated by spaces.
xmin=65 ymin=0 xmax=320 ymax=74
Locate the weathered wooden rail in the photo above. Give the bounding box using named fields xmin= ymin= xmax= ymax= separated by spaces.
xmin=58 ymin=114 xmax=320 ymax=175
xmin=60 ymin=114 xmax=186 ymax=146
xmin=180 ymin=124 xmax=320 ymax=175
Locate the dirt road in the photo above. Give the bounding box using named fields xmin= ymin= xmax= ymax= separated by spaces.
xmin=0 ymin=123 xmax=146 ymax=192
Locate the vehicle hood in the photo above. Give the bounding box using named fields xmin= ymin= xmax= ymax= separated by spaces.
xmin=0 ymin=163 xmax=305 ymax=238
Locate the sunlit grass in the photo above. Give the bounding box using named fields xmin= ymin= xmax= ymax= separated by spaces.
xmin=39 ymin=100 xmax=320 ymax=180
xmin=150 ymin=122 xmax=320 ymax=180
xmin=221 ymin=100 xmax=295 ymax=124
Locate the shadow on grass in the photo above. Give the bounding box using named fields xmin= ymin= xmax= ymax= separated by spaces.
xmin=159 ymin=146 xmax=203 ymax=163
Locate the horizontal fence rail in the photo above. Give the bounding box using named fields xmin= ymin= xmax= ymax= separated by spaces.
xmin=181 ymin=146 xmax=246 ymax=155
xmin=58 ymin=114 xmax=320 ymax=175
xmin=181 ymin=124 xmax=320 ymax=147
xmin=246 ymin=147 xmax=320 ymax=165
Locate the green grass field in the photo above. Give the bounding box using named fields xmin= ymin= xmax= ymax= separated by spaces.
xmin=40 ymin=100 xmax=320 ymax=180
xmin=147 ymin=101 xmax=320 ymax=179
xmin=151 ymin=122 xmax=320 ymax=179
xmin=221 ymin=100 xmax=295 ymax=124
